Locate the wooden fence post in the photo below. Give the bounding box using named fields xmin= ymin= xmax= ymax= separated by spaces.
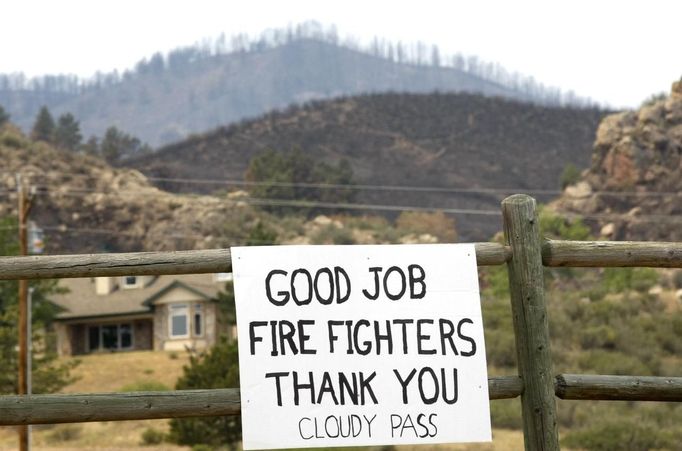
xmin=502 ymin=194 xmax=559 ymax=450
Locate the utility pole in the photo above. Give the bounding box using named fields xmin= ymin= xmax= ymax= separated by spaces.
xmin=16 ymin=173 xmax=33 ymax=451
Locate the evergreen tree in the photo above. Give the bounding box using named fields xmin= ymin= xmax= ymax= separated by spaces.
xmin=0 ymin=104 xmax=9 ymax=126
xmin=100 ymin=126 xmax=151 ymax=164
xmin=53 ymin=113 xmax=82 ymax=151
xmin=0 ymin=216 xmax=77 ymax=394
xmin=82 ymin=136 xmax=99 ymax=156
xmin=100 ymin=127 xmax=124 ymax=163
xmin=31 ymin=106 xmax=55 ymax=142
xmin=245 ymin=148 xmax=355 ymax=215
xmin=168 ymin=338 xmax=241 ymax=450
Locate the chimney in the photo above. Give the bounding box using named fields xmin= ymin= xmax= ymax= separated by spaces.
xmin=95 ymin=277 xmax=117 ymax=295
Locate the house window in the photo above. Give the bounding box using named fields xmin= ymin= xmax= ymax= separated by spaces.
xmin=102 ymin=325 xmax=118 ymax=349
xmin=88 ymin=323 xmax=133 ymax=351
xmin=120 ymin=324 xmax=132 ymax=348
xmin=88 ymin=326 xmax=100 ymax=351
xmin=170 ymin=304 xmax=189 ymax=338
xmin=194 ymin=304 xmax=203 ymax=336
xmin=122 ymin=276 xmax=140 ymax=289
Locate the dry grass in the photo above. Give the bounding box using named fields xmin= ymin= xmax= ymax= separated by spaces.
xmin=0 ymin=350 xmax=193 ymax=450
xmin=396 ymin=429 xmax=525 ymax=450
xmin=0 ymin=420 xmax=189 ymax=450
xmin=62 ymin=350 xmax=191 ymax=394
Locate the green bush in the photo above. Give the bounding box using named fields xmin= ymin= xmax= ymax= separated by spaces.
xmin=490 ymin=399 xmax=523 ymax=429
xmin=140 ymin=427 xmax=166 ymax=445
xmin=600 ymin=267 xmax=659 ymax=295
xmin=169 ymin=338 xmax=241 ymax=450
xmin=311 ymin=224 xmax=355 ymax=244
xmin=563 ymin=419 xmax=673 ymax=451
xmin=245 ymin=148 xmax=355 ymax=215
xmin=482 ymin=296 xmax=517 ymax=368
xmin=560 ymin=163 xmax=581 ymax=189
xmin=577 ymin=350 xmax=654 ymax=376
xmin=1 ymin=132 xmax=25 ymax=148
xmin=46 ymin=424 xmax=82 ymax=443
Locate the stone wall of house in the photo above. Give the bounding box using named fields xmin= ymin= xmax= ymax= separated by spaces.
xmin=70 ymin=324 xmax=87 ymax=355
xmin=134 ymin=319 xmax=153 ymax=351
xmin=152 ymin=301 xmax=217 ymax=351
xmin=204 ymin=302 xmax=217 ymax=347
xmin=54 ymin=322 xmax=71 ymax=356
xmin=153 ymin=304 xmax=168 ymax=351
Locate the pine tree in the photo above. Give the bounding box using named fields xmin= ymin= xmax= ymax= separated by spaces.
xmin=82 ymin=136 xmax=99 ymax=156
xmin=0 ymin=104 xmax=9 ymax=126
xmin=100 ymin=126 xmax=149 ymax=163
xmin=53 ymin=113 xmax=82 ymax=151
xmin=0 ymin=216 xmax=77 ymax=394
xmin=168 ymin=338 xmax=241 ymax=449
xmin=31 ymin=106 xmax=55 ymax=142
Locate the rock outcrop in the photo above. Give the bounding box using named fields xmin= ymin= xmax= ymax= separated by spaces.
xmin=0 ymin=126 xmax=259 ymax=253
xmin=553 ymin=79 xmax=682 ymax=241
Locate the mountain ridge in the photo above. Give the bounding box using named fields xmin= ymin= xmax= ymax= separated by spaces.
xmin=1 ymin=36 xmax=594 ymax=146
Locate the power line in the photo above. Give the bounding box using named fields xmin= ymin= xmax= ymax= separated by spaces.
xmin=0 ymin=170 xmax=557 ymax=196
xmin=242 ymin=197 xmax=502 ymax=216
xmin=14 ymin=187 xmax=506 ymax=216
xmin=6 ymin=184 xmax=682 ymax=223
xmin=29 ymin=225 xmax=279 ymax=245
xmin=5 ymin=168 xmax=682 ymax=199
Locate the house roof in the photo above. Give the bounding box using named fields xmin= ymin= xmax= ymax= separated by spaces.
xmin=52 ymin=274 xmax=226 ymax=321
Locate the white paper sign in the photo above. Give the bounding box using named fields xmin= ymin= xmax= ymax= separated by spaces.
xmin=232 ymin=244 xmax=491 ymax=449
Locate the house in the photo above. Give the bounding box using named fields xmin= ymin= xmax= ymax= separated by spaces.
xmin=51 ymin=273 xmax=233 ymax=356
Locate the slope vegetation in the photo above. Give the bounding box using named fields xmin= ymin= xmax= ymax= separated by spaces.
xmin=0 ymin=124 xmax=447 ymax=253
xmin=130 ymin=92 xmax=607 ymax=239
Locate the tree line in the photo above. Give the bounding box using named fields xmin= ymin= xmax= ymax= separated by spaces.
xmin=0 ymin=21 xmax=597 ymax=108
xmin=23 ymin=105 xmax=151 ymax=163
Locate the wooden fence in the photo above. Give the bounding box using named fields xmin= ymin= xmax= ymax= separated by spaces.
xmin=1 ymin=194 xmax=681 ymax=450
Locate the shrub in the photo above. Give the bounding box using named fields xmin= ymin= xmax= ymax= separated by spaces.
xmin=169 ymin=338 xmax=241 ymax=450
xmin=563 ymin=419 xmax=671 ymax=451
xmin=577 ymin=350 xmax=654 ymax=376
xmin=46 ymin=424 xmax=82 ymax=443
xmin=311 ymin=224 xmax=355 ymax=244
xmin=395 ymin=210 xmax=457 ymax=242
xmin=140 ymin=427 xmax=166 ymax=445
xmin=1 ymin=132 xmax=24 ymax=149
xmin=245 ymin=148 xmax=355 ymax=215
xmin=590 ymin=268 xmax=659 ymax=300
xmin=560 ymin=163 xmax=581 ymax=189
xmin=490 ymin=398 xmax=523 ymax=429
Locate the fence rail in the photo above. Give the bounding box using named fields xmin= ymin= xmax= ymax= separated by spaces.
xmin=4 ymin=239 xmax=682 ymax=281
xmin=3 ymin=374 xmax=680 ymax=426
xmin=543 ymin=240 xmax=682 ymax=268
xmin=555 ymin=374 xmax=682 ymax=402
xmin=0 ymin=243 xmax=510 ymax=280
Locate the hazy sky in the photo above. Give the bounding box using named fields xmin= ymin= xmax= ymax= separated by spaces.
xmin=2 ymin=0 xmax=680 ymax=108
